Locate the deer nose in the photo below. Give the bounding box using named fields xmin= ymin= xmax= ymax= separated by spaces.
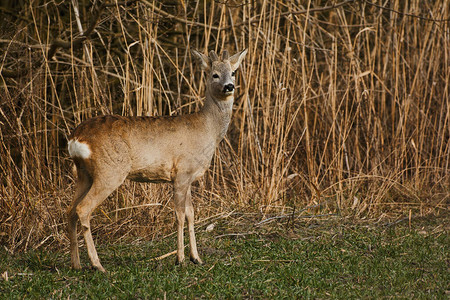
xmin=223 ymin=83 xmax=234 ymax=93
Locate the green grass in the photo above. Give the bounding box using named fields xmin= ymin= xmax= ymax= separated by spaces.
xmin=1 ymin=214 xmax=448 ymax=299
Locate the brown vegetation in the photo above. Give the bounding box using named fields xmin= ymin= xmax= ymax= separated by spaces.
xmin=0 ymin=0 xmax=448 ymax=252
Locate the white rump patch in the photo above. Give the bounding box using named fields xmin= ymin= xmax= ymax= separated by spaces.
xmin=68 ymin=139 xmax=91 ymax=159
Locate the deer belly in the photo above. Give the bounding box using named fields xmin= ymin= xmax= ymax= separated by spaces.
xmin=127 ymin=167 xmax=172 ymax=183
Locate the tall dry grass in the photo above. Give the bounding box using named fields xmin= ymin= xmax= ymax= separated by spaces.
xmin=0 ymin=0 xmax=448 ymax=251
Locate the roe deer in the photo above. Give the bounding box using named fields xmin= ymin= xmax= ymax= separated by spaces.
xmin=67 ymin=49 xmax=247 ymax=272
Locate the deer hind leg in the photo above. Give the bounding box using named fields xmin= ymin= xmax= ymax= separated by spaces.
xmin=185 ymin=187 xmax=203 ymax=265
xmin=75 ymin=171 xmax=127 ymax=272
xmin=68 ymin=162 xmax=92 ymax=270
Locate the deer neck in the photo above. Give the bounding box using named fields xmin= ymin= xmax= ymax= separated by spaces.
xmin=201 ymin=88 xmax=234 ymax=143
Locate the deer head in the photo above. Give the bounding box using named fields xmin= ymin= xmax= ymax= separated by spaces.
xmin=192 ymin=49 xmax=248 ymax=101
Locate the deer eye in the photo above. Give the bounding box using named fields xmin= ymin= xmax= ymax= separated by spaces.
xmin=231 ymin=71 xmax=236 ymax=77
xmin=212 ymin=74 xmax=219 ymax=79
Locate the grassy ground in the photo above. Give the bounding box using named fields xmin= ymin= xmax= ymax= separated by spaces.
xmin=1 ymin=213 xmax=448 ymax=299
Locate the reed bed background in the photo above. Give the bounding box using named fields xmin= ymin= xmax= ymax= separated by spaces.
xmin=0 ymin=0 xmax=448 ymax=252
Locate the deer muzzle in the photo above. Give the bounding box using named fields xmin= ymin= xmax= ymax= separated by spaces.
xmin=223 ymin=83 xmax=234 ymax=94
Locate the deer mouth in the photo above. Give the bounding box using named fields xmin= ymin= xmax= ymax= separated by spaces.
xmin=222 ymin=83 xmax=235 ymax=95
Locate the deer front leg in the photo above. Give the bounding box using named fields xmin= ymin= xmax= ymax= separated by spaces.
xmin=174 ymin=175 xmax=194 ymax=265
xmin=185 ymin=188 xmax=203 ymax=265
xmin=174 ymin=208 xmax=186 ymax=265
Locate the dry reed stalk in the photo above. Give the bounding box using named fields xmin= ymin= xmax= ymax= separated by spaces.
xmin=0 ymin=0 xmax=448 ymax=251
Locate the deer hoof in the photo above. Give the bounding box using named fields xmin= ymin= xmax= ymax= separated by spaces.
xmin=92 ymin=265 xmax=107 ymax=273
xmin=190 ymin=257 xmax=204 ymax=265
xmin=175 ymin=258 xmax=186 ymax=266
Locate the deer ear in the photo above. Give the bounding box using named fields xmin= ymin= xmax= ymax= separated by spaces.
xmin=191 ymin=49 xmax=210 ymax=71
xmin=229 ymin=49 xmax=248 ymax=71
